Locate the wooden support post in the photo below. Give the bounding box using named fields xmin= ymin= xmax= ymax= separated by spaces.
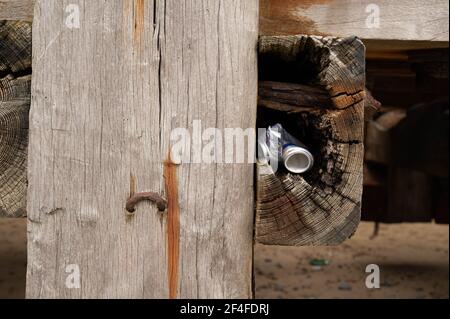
xmin=0 ymin=20 xmax=31 ymax=218
xmin=27 ymin=0 xmax=258 ymax=299
xmin=256 ymin=35 xmax=365 ymax=246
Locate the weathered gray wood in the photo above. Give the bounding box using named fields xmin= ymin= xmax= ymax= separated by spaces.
xmin=256 ymin=35 xmax=365 ymax=246
xmin=27 ymin=0 xmax=258 ymax=299
xmin=260 ymin=0 xmax=449 ymax=51
xmin=4 ymin=0 xmax=450 ymax=51
xmin=0 ymin=0 xmax=34 ymax=21
xmin=0 ymin=20 xmax=31 ymax=218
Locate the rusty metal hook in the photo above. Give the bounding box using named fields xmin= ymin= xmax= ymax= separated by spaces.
xmin=126 ymin=192 xmax=167 ymax=213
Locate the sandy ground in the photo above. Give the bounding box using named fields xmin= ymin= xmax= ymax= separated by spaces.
xmin=0 ymin=219 xmax=448 ymax=299
xmin=255 ymin=222 xmax=449 ymax=299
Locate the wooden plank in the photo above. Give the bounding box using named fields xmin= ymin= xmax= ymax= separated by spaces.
xmin=0 ymin=20 xmax=31 ymax=218
xmin=364 ymin=40 xmax=448 ymax=52
xmin=256 ymin=35 xmax=365 ymax=246
xmin=27 ymin=0 xmax=258 ymax=299
xmin=260 ymin=0 xmax=449 ymax=51
xmin=0 ymin=0 xmax=34 ymax=21
xmin=4 ymin=0 xmax=450 ymax=47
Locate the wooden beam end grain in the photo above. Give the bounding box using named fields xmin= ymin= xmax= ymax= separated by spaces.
xmin=256 ymin=35 xmax=366 ymax=246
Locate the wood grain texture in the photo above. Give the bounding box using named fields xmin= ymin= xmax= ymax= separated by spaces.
xmin=3 ymin=0 xmax=449 ymax=49
xmin=0 ymin=0 xmax=34 ymax=21
xmin=259 ymin=81 xmax=333 ymax=111
xmin=0 ymin=20 xmax=31 ymax=218
xmin=260 ymin=0 xmax=449 ymax=50
xmin=27 ymin=0 xmax=258 ymax=299
xmin=256 ymin=35 xmax=365 ymax=246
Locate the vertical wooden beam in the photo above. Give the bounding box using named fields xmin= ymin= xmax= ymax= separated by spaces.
xmin=27 ymin=0 xmax=258 ymax=299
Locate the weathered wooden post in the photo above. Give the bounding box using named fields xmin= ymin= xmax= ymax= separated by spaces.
xmin=1 ymin=0 xmax=373 ymax=298
xmin=26 ymin=0 xmax=259 ymax=299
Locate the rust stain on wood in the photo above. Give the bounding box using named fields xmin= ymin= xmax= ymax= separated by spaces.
xmin=126 ymin=174 xmax=137 ymax=220
xmin=164 ymin=154 xmax=180 ymax=299
xmin=130 ymin=174 xmax=137 ymax=197
xmin=260 ymin=0 xmax=332 ymax=36
xmin=133 ymin=0 xmax=145 ymax=47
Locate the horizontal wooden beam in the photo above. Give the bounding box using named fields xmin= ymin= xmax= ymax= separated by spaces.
xmin=260 ymin=0 xmax=449 ymax=51
xmin=2 ymin=0 xmax=449 ymax=51
xmin=0 ymin=0 xmax=33 ymax=21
